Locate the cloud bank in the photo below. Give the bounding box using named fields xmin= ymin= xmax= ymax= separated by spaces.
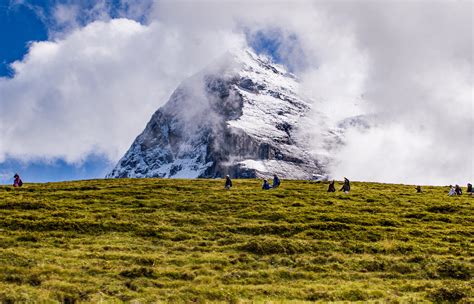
xmin=319 ymin=1 xmax=473 ymax=185
xmin=0 ymin=16 xmax=244 ymax=163
xmin=0 ymin=0 xmax=472 ymax=185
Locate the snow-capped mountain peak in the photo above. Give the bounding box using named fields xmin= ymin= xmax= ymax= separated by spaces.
xmin=107 ymin=48 xmax=327 ymax=179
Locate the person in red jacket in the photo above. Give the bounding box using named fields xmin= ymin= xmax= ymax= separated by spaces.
xmin=13 ymin=174 xmax=23 ymax=187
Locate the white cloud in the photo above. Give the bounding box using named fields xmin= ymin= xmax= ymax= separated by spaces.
xmin=318 ymin=1 xmax=473 ymax=185
xmin=1 ymin=0 xmax=472 ymax=185
xmin=0 ymin=18 xmax=244 ymax=163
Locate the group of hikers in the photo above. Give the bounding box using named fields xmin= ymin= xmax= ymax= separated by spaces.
xmin=225 ymin=174 xmax=281 ymax=190
xmin=262 ymin=175 xmax=280 ymax=189
xmin=327 ymin=177 xmax=350 ymax=193
xmin=8 ymin=173 xmax=474 ymax=197
xmin=224 ymin=175 xmax=473 ymax=196
xmin=225 ymin=174 xmax=351 ymax=192
xmin=448 ymin=183 xmax=472 ymax=196
xmin=413 ymin=184 xmax=473 ymax=196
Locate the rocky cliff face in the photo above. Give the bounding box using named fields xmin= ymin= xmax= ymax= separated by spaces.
xmin=107 ymin=49 xmax=329 ymax=179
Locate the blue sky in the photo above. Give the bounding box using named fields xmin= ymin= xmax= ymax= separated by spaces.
xmin=0 ymin=0 xmax=126 ymax=183
xmin=1 ymin=1 xmax=49 ymax=183
xmin=0 ymin=1 xmax=47 ymax=77
xmin=0 ymin=155 xmax=110 ymax=184
xmin=0 ymin=0 xmax=150 ymax=77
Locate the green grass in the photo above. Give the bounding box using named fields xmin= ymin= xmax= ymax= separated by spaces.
xmin=0 ymin=178 xmax=472 ymax=303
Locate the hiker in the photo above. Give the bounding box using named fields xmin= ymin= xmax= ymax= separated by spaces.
xmin=262 ymin=179 xmax=271 ymax=190
xmin=415 ymin=186 xmax=422 ymax=193
xmin=340 ymin=177 xmax=350 ymax=193
xmin=448 ymin=185 xmax=456 ymax=196
xmin=327 ymin=180 xmax=336 ymax=192
xmin=224 ymin=175 xmax=232 ymax=190
xmin=455 ymin=184 xmax=462 ymax=195
xmin=272 ymin=174 xmax=281 ymax=188
xmin=13 ymin=174 xmax=23 ymax=187
xmin=467 ymin=183 xmax=472 ymax=193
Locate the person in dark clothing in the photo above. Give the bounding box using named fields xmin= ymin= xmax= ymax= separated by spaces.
xmin=455 ymin=184 xmax=462 ymax=195
xmin=262 ymin=179 xmax=271 ymax=190
xmin=13 ymin=174 xmax=23 ymax=187
xmin=272 ymin=174 xmax=281 ymax=188
xmin=224 ymin=175 xmax=232 ymax=190
xmin=467 ymin=183 xmax=472 ymax=193
xmin=340 ymin=177 xmax=350 ymax=193
xmin=327 ymin=180 xmax=336 ymax=192
xmin=415 ymin=186 xmax=422 ymax=193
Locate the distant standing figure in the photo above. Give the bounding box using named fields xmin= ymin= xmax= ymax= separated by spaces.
xmin=467 ymin=183 xmax=472 ymax=193
xmin=448 ymin=185 xmax=456 ymax=196
xmin=224 ymin=175 xmax=232 ymax=190
xmin=327 ymin=180 xmax=336 ymax=192
xmin=272 ymin=175 xmax=281 ymax=188
xmin=13 ymin=174 xmax=23 ymax=187
xmin=455 ymin=184 xmax=462 ymax=195
xmin=415 ymin=186 xmax=422 ymax=193
xmin=262 ymin=179 xmax=271 ymax=190
xmin=340 ymin=177 xmax=350 ymax=193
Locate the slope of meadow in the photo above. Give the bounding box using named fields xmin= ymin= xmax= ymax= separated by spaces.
xmin=0 ymin=179 xmax=472 ymax=303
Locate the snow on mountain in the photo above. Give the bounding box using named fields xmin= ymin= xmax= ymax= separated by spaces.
xmin=107 ymin=49 xmax=333 ymax=179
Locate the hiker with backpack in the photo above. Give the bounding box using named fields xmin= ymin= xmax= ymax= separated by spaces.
xmin=327 ymin=180 xmax=336 ymax=192
xmin=272 ymin=174 xmax=281 ymax=188
xmin=455 ymin=184 xmax=462 ymax=195
xmin=224 ymin=175 xmax=232 ymax=190
xmin=340 ymin=177 xmax=350 ymax=193
xmin=262 ymin=179 xmax=271 ymax=190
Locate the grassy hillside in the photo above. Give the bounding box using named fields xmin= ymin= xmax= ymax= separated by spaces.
xmin=0 ymin=179 xmax=472 ymax=303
